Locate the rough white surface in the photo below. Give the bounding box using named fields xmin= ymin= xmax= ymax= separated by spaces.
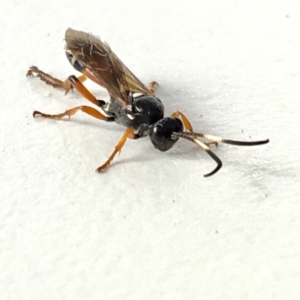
xmin=1 ymin=0 xmax=299 ymax=299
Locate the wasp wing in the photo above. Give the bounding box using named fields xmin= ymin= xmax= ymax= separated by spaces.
xmin=65 ymin=28 xmax=151 ymax=107
xmin=115 ymin=55 xmax=152 ymax=95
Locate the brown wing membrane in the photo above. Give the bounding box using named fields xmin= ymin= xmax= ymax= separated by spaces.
xmin=65 ymin=28 xmax=151 ymax=107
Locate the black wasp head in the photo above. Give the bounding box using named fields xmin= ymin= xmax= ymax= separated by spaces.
xmin=150 ymin=117 xmax=183 ymax=151
xmin=65 ymin=50 xmax=84 ymax=72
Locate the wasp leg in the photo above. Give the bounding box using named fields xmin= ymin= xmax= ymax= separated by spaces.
xmin=27 ymin=66 xmax=107 ymax=107
xmin=33 ymin=105 xmax=114 ymax=122
xmin=148 ymin=81 xmax=159 ymax=95
xmin=171 ymin=110 xmax=194 ymax=132
xmin=171 ymin=111 xmax=218 ymax=147
xmin=96 ymin=128 xmax=138 ymax=172
xmin=26 ymin=66 xmax=86 ymax=95
xmin=204 ymin=141 xmax=218 ymax=147
xmin=67 ymin=76 xmax=106 ymax=107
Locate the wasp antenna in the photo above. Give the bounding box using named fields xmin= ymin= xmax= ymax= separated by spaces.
xmin=183 ymin=132 xmax=269 ymax=146
xmin=175 ymin=133 xmax=223 ymax=177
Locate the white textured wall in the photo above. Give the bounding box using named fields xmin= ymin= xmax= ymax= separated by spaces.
xmin=1 ymin=0 xmax=299 ymax=299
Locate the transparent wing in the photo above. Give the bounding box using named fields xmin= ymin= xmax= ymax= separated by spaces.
xmin=65 ymin=28 xmax=151 ymax=107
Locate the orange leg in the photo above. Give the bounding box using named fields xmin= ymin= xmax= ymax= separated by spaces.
xmin=171 ymin=110 xmax=218 ymax=147
xmin=148 ymin=81 xmax=159 ymax=95
xmin=26 ymin=66 xmax=87 ymax=95
xmin=26 ymin=66 xmax=107 ymax=108
xmin=33 ymin=105 xmax=114 ymax=122
xmin=171 ymin=110 xmax=194 ymax=132
xmin=67 ymin=75 xmax=106 ymax=107
xmin=96 ymin=128 xmax=138 ymax=172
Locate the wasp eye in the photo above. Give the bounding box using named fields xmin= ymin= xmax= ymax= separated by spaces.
xmin=151 ymin=125 xmax=165 ymax=146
